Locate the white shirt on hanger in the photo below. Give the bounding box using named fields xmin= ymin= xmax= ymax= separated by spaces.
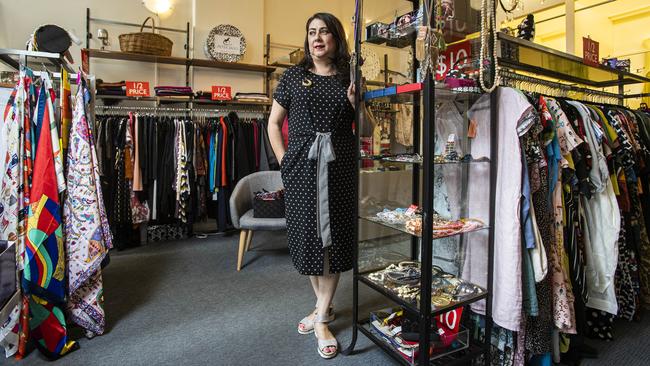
xmin=463 ymin=87 xmax=533 ymax=331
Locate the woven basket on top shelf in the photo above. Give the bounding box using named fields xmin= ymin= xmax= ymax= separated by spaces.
xmin=119 ymin=17 xmax=173 ymax=56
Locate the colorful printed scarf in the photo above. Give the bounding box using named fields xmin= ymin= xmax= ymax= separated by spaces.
xmin=22 ymin=74 xmax=77 ymax=359
xmin=0 ymin=74 xmax=29 ymax=358
xmin=63 ymin=76 xmax=112 ymax=336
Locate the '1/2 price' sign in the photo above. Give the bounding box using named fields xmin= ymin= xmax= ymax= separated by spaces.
xmin=126 ymin=81 xmax=150 ymax=97
xmin=583 ymin=37 xmax=599 ymax=67
xmin=212 ymin=85 xmax=232 ymax=100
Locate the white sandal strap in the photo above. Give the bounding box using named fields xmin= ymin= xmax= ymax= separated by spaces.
xmin=318 ymin=338 xmax=338 ymax=350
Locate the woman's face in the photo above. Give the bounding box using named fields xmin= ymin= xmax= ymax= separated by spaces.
xmin=307 ymin=18 xmax=336 ymax=61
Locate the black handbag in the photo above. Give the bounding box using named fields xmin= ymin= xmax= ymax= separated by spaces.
xmin=253 ymin=189 xmax=285 ymax=218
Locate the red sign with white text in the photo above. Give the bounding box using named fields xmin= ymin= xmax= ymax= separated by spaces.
xmin=583 ymin=37 xmax=599 ymax=67
xmin=126 ymin=81 xmax=150 ymax=97
xmin=211 ymin=85 xmax=232 ymax=100
xmin=436 ymin=40 xmax=471 ymax=81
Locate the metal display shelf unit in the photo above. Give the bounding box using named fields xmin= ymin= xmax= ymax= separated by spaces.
xmin=86 ymin=8 xmax=275 ymax=99
xmin=343 ymin=1 xmax=496 ymax=365
xmin=0 ymin=48 xmax=74 ymax=74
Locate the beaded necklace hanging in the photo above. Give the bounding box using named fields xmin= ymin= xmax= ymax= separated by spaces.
xmin=479 ymin=0 xmax=500 ymax=92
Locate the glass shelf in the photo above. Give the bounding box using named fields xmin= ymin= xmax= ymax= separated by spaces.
xmin=359 ymin=314 xmax=473 ymax=366
xmin=358 ymin=271 xmax=487 ymax=316
xmin=360 ymin=156 xmax=491 ymax=165
xmin=360 ymin=216 xmax=488 ymax=240
xmin=360 ymin=321 xmax=486 ymax=366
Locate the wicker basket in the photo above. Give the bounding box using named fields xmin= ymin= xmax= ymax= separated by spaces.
xmin=119 ymin=17 xmax=173 ymax=56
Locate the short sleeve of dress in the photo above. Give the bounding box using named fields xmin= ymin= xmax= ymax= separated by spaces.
xmin=273 ymin=67 xmax=294 ymax=110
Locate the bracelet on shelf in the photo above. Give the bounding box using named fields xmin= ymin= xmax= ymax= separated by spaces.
xmin=382 ymin=153 xmax=423 ymax=163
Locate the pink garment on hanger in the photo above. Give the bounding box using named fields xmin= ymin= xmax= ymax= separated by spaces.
xmin=132 ymin=114 xmax=143 ymax=191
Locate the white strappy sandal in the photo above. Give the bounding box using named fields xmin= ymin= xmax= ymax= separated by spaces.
xmin=297 ymin=306 xmax=335 ymax=335
xmin=314 ymin=314 xmax=338 ymax=359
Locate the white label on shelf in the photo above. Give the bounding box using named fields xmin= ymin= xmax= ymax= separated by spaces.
xmin=214 ymin=35 xmax=242 ymax=55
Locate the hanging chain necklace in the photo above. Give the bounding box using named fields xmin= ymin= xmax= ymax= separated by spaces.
xmin=479 ymin=0 xmax=500 ymax=92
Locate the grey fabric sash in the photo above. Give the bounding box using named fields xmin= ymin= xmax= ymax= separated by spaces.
xmin=308 ymin=132 xmax=336 ymax=248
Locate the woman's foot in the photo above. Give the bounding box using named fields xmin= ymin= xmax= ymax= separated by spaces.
xmin=314 ymin=320 xmax=338 ymax=359
xmin=298 ymin=306 xmax=334 ymax=335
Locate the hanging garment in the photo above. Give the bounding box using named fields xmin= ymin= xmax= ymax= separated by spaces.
xmin=33 ymin=75 xmax=65 ymax=194
xmin=23 ymin=80 xmax=78 ymax=359
xmin=539 ymin=96 xmax=577 ymax=333
xmin=569 ymin=101 xmax=620 ymax=315
xmin=470 ymin=87 xmax=533 ymax=331
xmin=394 ymin=104 xmax=414 ymax=147
xmin=63 ymin=76 xmax=113 ymax=336
xmin=60 ymin=68 xmax=72 ymax=152
xmin=0 ymin=77 xmax=28 ymax=358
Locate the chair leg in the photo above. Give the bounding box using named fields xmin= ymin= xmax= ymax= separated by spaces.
xmin=237 ymin=230 xmax=247 ymax=271
xmin=245 ymin=230 xmax=254 ymax=252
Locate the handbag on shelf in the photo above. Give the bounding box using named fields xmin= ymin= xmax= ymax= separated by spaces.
xmin=119 ymin=17 xmax=173 ymax=56
xmin=253 ymin=189 xmax=285 ymax=218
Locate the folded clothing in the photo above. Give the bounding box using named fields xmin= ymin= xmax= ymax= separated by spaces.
xmin=155 ymin=86 xmax=193 ymax=96
xmin=194 ymin=91 xmax=212 ymax=100
xmin=97 ymin=80 xmax=126 ymax=88
xmin=234 ymin=92 xmax=269 ymax=102
xmin=97 ymin=80 xmax=126 ymax=96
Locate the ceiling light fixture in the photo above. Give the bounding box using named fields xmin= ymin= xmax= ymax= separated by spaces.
xmin=142 ymin=0 xmax=173 ymax=15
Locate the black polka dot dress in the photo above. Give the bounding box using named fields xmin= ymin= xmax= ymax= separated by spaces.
xmin=274 ymin=66 xmax=355 ymax=276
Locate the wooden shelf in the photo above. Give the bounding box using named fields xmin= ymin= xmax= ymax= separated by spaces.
xmin=192 ymin=58 xmax=275 ymax=72
xmin=268 ymin=61 xmax=295 ymax=69
xmin=85 ymin=49 xmax=276 ymax=73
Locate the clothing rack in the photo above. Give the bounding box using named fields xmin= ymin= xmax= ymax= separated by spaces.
xmin=500 ymin=70 xmax=621 ymax=104
xmin=498 ymin=33 xmax=650 ymax=105
xmin=95 ymin=105 xmax=269 ymax=117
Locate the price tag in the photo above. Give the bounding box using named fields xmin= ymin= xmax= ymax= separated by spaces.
xmin=436 ymin=40 xmax=471 ymax=81
xmin=583 ymin=37 xmax=599 ymax=67
xmin=126 ymin=81 xmax=150 ymax=97
xmin=211 ymin=85 xmax=232 ymax=101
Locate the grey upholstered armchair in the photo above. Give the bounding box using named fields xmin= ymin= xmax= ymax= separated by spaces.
xmin=229 ymin=171 xmax=286 ymax=271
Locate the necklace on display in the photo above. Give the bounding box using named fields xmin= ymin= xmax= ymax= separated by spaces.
xmin=418 ymin=0 xmax=447 ymax=80
xmin=479 ymin=0 xmax=500 ymax=92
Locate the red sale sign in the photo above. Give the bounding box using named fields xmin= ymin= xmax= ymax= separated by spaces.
xmin=436 ymin=40 xmax=471 ymax=81
xmin=583 ymin=37 xmax=599 ymax=67
xmin=211 ymin=85 xmax=232 ymax=101
xmin=126 ymin=81 xmax=150 ymax=97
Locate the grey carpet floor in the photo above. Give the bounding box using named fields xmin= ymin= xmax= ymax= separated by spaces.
xmin=5 ymin=231 xmax=650 ymax=366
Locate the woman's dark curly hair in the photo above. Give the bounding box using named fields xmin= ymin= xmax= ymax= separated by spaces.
xmin=298 ymin=12 xmax=350 ymax=86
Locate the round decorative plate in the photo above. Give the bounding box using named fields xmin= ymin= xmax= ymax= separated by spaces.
xmin=361 ymin=46 xmax=380 ymax=80
xmin=205 ymin=24 xmax=246 ymax=62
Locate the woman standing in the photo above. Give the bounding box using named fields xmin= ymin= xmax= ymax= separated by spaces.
xmin=267 ymin=12 xmax=356 ymax=359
